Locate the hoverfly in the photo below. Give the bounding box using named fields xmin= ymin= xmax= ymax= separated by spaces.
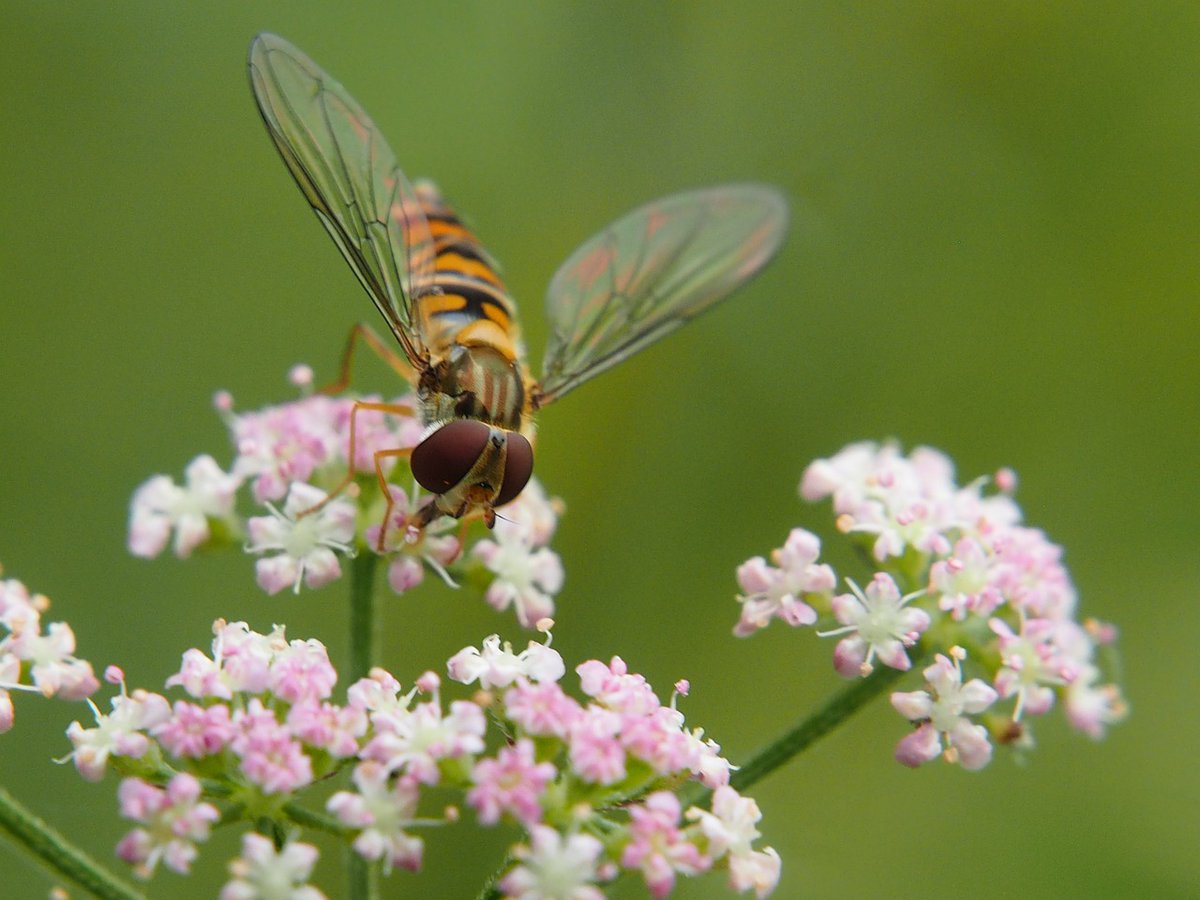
xmin=247 ymin=33 xmax=788 ymax=542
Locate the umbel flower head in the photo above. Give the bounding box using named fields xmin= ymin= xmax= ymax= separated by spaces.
xmin=58 ymin=618 xmax=778 ymax=897
xmin=735 ymin=441 xmax=1128 ymax=770
xmin=127 ymin=368 xmax=566 ymax=627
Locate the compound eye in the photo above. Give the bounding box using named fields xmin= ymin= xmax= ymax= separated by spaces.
xmin=411 ymin=419 xmax=491 ymax=495
xmin=495 ymin=432 xmax=533 ymax=507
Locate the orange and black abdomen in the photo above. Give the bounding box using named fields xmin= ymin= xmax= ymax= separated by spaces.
xmin=412 ymin=181 xmax=522 ymax=361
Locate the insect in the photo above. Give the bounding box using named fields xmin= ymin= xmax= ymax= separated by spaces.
xmin=247 ymin=33 xmax=789 ymax=543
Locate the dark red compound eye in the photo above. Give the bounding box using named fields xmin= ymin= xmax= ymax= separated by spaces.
xmin=495 ymin=432 xmax=533 ymax=507
xmin=410 ymin=419 xmax=491 ymax=495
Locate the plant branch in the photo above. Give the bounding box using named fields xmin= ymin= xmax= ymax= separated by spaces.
xmin=0 ymin=783 xmax=145 ymax=900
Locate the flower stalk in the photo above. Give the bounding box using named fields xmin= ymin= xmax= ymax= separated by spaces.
xmin=348 ymin=550 xmax=380 ymax=900
xmin=0 ymin=783 xmax=145 ymax=900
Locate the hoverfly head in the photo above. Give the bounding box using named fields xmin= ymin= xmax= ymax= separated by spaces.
xmin=410 ymin=420 xmax=533 ymax=518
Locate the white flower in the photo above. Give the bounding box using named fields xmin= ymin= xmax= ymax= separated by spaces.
xmin=447 ymin=634 xmax=565 ymax=688
xmin=472 ymin=529 xmax=564 ymax=629
xmin=499 ymin=825 xmax=605 ymax=900
xmin=688 ymin=787 xmax=781 ymax=897
xmin=891 ymin=648 xmax=998 ymax=770
xmin=822 ymin=574 xmax=930 ymax=677
xmin=327 ymin=761 xmax=424 ymax=874
xmin=66 ymin=689 xmax=171 ymax=781
xmin=220 ymin=833 xmax=326 ymax=900
xmin=128 ymin=455 xmax=240 ymax=558
xmin=246 ymin=483 xmax=356 ymax=594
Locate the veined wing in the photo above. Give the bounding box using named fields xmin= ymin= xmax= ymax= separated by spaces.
xmin=537 ymin=184 xmax=788 ymax=406
xmin=248 ymin=33 xmax=435 ymax=363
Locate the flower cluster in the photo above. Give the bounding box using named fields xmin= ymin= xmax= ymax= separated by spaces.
xmin=735 ymin=441 xmax=1127 ymax=770
xmin=63 ymin=621 xmax=776 ymax=897
xmin=126 ymin=367 xmax=565 ymax=626
xmin=0 ymin=570 xmax=99 ymax=731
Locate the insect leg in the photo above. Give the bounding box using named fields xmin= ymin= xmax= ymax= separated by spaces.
xmin=373 ymin=447 xmax=414 ymax=552
xmin=318 ymin=322 xmax=415 ymax=395
xmin=297 ymin=399 xmax=414 ymax=519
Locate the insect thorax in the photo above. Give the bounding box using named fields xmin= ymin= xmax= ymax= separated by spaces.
xmin=420 ymin=343 xmax=527 ymax=431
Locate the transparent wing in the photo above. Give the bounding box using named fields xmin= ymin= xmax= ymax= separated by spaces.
xmin=537 ymin=184 xmax=788 ymax=405
xmin=248 ymin=33 xmax=435 ymax=363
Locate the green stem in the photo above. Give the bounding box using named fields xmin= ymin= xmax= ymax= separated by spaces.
xmin=347 ymin=550 xmax=379 ymax=900
xmin=682 ymin=646 xmax=928 ymax=808
xmin=0 ymin=783 xmax=145 ymax=900
xmin=349 ymin=551 xmax=379 ymax=686
xmin=730 ymin=657 xmax=914 ymax=791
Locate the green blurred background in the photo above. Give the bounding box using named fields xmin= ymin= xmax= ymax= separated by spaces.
xmin=1 ymin=2 xmax=1196 ymax=897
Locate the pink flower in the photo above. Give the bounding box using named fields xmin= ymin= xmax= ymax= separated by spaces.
xmin=621 ymin=792 xmax=710 ymax=897
xmin=115 ymin=774 xmax=218 ymax=878
xmin=734 ymin=528 xmax=833 ymax=636
xmin=930 ymin=537 xmax=1003 ymax=621
xmin=468 ymin=738 xmax=555 ymax=826
xmin=989 ymin=616 xmax=1074 ymax=719
xmin=1064 ymin=663 xmax=1129 ymax=740
xmin=802 ymin=442 xmax=959 ymax=560
xmin=503 ymin=680 xmax=583 ymax=739
xmin=619 ymin=705 xmax=696 ymax=775
xmin=287 ymin=700 xmax=367 ymax=757
xmin=347 ymin=668 xmax=408 ymax=716
xmin=367 ymin=484 xmax=461 ymax=593
xmin=5 ymin=620 xmax=98 ymax=700
xmin=270 ymin=638 xmax=338 ymax=705
xmin=363 ymin=698 xmax=485 ymax=784
xmin=891 ymin=649 xmax=998 ymax=771
xmin=989 ymin=526 xmax=1077 ymax=620
xmin=0 ymin=577 xmax=44 ymax=635
xmin=824 ymin=574 xmax=930 ymax=677
xmin=231 ymin=699 xmax=313 ymax=794
xmin=152 ymin=701 xmax=235 ymax=758
xmin=576 ymin=657 xmax=660 ymax=716
xmin=568 ymin=707 xmax=626 ymax=785
xmin=492 ymin=477 xmax=563 ymax=548
xmin=166 ymin=621 xmax=278 ymax=700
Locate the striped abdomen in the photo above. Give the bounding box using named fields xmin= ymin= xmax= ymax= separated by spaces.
xmin=412 ymin=181 xmax=522 ymax=360
xmin=412 ymin=182 xmax=530 ymax=430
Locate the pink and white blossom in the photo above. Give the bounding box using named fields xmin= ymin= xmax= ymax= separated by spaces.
xmin=688 ymin=786 xmax=780 ymax=897
xmin=448 ymin=633 xmax=565 ymax=689
xmin=472 ymin=526 xmax=564 ymax=629
xmin=327 ymin=760 xmax=424 ymax=874
xmin=621 ymin=791 xmax=710 ymax=897
xmin=823 ymin=574 xmax=930 ymax=677
xmin=246 ymin=482 xmax=356 ymax=594
xmin=891 ymin=648 xmax=999 ymax=770
xmin=468 ymin=738 xmax=555 ymax=826
xmin=128 ymin=454 xmax=240 ymax=558
xmin=734 ymin=528 xmax=834 ymax=636
xmin=66 ymin=688 xmax=170 ymax=781
xmin=115 ymin=774 xmax=219 ymax=879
